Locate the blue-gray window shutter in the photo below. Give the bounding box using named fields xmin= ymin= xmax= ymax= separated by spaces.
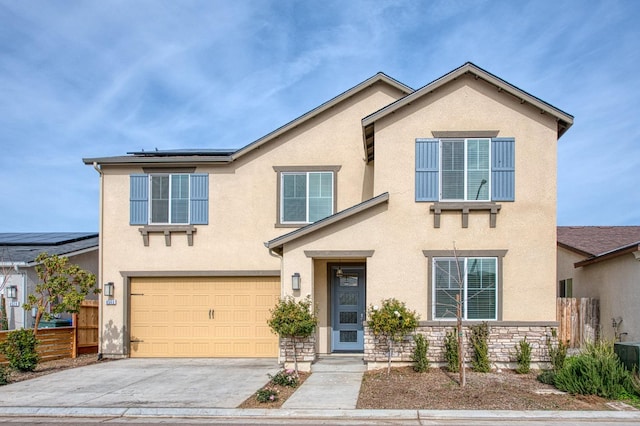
xmin=130 ymin=174 xmax=148 ymax=225
xmin=416 ymin=139 xmax=439 ymax=201
xmin=190 ymin=174 xmax=209 ymax=224
xmin=491 ymin=138 xmax=515 ymax=201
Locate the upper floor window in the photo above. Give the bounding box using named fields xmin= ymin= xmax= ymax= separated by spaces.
xmin=274 ymin=166 xmax=340 ymax=227
xmin=282 ymin=172 xmax=333 ymax=224
xmin=130 ymin=173 xmax=208 ymax=225
xmin=416 ymin=137 xmax=514 ymax=202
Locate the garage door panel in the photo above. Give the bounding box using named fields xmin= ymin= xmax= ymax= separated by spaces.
xmin=130 ymin=276 xmax=279 ymax=358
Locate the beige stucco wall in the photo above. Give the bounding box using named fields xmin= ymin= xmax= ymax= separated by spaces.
xmin=558 ymin=247 xmax=640 ymax=342
xmin=96 ymin=82 xmax=406 ymax=356
xmin=281 ymin=75 xmax=561 ymax=354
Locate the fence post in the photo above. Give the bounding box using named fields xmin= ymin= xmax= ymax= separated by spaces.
xmin=72 ymin=313 xmax=78 ymax=359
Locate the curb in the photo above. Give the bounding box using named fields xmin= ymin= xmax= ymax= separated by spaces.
xmin=0 ymin=407 xmax=639 ymax=421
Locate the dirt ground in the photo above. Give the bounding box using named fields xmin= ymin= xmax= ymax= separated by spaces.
xmin=357 ymin=367 xmax=612 ymax=410
xmin=6 ymin=353 xmax=107 ymax=383
xmin=238 ymin=372 xmax=310 ymax=409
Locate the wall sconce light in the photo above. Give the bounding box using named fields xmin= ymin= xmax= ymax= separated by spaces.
xmin=31 ymin=307 xmax=37 ymax=318
xmin=6 ymin=285 xmax=17 ymax=300
xmin=104 ymin=282 xmax=115 ymax=297
xmin=291 ymin=273 xmax=301 ymax=291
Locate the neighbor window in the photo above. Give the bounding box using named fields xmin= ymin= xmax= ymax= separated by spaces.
xmin=558 ymin=278 xmax=573 ymax=298
xmin=433 ymin=257 xmax=497 ymax=320
xmin=281 ymin=171 xmax=334 ymax=224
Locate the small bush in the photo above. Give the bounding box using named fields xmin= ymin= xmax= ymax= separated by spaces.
xmin=0 ymin=328 xmax=39 ymax=372
xmin=0 ymin=365 xmax=10 ymax=385
xmin=515 ymin=337 xmax=532 ymax=374
xmin=412 ymin=334 xmax=430 ymax=372
xmin=269 ymin=369 xmax=299 ymax=387
xmin=469 ymin=322 xmax=491 ymax=373
xmin=537 ymin=369 xmax=556 ymax=385
xmin=554 ymin=340 xmax=639 ymax=399
xmin=444 ymin=329 xmax=459 ymax=373
xmin=546 ymin=328 xmax=568 ymax=372
xmin=256 ymin=387 xmax=279 ymax=403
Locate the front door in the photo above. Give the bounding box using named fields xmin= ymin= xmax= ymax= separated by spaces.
xmin=331 ymin=265 xmax=365 ymax=352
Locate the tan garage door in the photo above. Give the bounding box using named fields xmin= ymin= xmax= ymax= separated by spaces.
xmin=130 ymin=276 xmax=280 ymax=358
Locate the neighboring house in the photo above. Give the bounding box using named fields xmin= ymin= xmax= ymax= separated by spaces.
xmin=84 ymin=63 xmax=573 ymax=367
xmin=557 ymin=226 xmax=640 ymax=342
xmin=0 ymin=232 xmax=99 ymax=330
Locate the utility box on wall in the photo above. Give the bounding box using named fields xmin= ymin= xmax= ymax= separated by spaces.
xmin=614 ymin=342 xmax=640 ymax=372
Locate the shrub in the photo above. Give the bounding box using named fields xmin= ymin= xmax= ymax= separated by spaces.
xmin=546 ymin=328 xmax=568 ymax=372
xmin=469 ymin=322 xmax=491 ymax=373
xmin=269 ymin=369 xmax=299 ymax=387
xmin=514 ymin=337 xmax=532 ymax=374
xmin=444 ymin=328 xmax=459 ymax=373
xmin=412 ymin=334 xmax=430 ymax=373
xmin=367 ymin=298 xmax=419 ymax=374
xmin=256 ymin=387 xmax=278 ymax=403
xmin=0 ymin=365 xmax=10 ymax=385
xmin=537 ymin=369 xmax=556 ymax=385
xmin=267 ymin=296 xmax=317 ymax=373
xmin=554 ymin=340 xmax=639 ymax=399
xmin=0 ymin=328 xmax=39 ymax=372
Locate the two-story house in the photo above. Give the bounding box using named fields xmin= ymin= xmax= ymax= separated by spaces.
xmin=84 ymin=63 xmax=573 ymax=368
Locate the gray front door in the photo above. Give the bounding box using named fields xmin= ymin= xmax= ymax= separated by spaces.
xmin=331 ymin=265 xmax=365 ymax=352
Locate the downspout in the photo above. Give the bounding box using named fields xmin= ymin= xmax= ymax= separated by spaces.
xmin=93 ymin=162 xmax=105 ymax=359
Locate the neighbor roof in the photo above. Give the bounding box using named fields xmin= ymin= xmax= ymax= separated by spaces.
xmin=0 ymin=232 xmax=99 ymax=265
xmin=557 ymin=226 xmax=640 ymax=267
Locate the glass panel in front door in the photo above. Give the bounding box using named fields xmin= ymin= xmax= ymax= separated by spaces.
xmin=332 ymin=266 xmax=365 ymax=352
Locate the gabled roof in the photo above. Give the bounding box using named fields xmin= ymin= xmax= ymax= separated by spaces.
xmin=361 ymin=62 xmax=574 ymax=163
xmin=83 ymin=73 xmax=413 ymax=167
xmin=557 ymin=226 xmax=640 ymax=267
xmin=265 ymin=193 xmax=389 ymax=254
xmin=0 ymin=232 xmax=99 ymax=266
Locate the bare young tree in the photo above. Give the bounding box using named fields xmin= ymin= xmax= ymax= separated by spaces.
xmin=433 ymin=243 xmax=497 ymax=387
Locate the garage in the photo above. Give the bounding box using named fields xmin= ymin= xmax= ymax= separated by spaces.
xmin=129 ymin=276 xmax=280 ymax=358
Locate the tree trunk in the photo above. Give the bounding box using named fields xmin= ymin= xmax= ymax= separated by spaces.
xmin=387 ymin=338 xmax=393 ymax=375
xmin=33 ymin=310 xmax=43 ymax=337
xmin=291 ymin=336 xmax=299 ymax=373
xmin=0 ymin=297 xmax=8 ymax=330
xmin=456 ymin=294 xmax=465 ymax=387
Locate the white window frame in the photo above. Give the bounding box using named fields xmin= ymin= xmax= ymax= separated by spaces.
xmin=432 ymin=256 xmax=498 ymax=321
xmin=149 ymin=173 xmax=190 ymax=225
xmin=439 ymin=138 xmax=491 ymax=202
xmin=280 ymin=171 xmax=334 ymax=224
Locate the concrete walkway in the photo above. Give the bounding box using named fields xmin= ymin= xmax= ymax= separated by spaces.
xmin=282 ymin=355 xmax=366 ymax=409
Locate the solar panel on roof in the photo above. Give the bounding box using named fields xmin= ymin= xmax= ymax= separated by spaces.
xmin=0 ymin=233 xmax=97 ymax=245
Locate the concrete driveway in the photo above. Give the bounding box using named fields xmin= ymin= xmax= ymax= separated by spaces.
xmin=0 ymin=358 xmax=279 ymax=408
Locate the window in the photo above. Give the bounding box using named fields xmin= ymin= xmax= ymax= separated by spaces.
xmin=130 ymin=173 xmax=208 ymax=225
xmin=558 ymin=278 xmax=573 ymax=298
xmin=150 ymin=174 xmax=189 ymax=224
xmin=280 ymin=171 xmax=334 ymax=224
xmin=416 ymin=137 xmax=514 ymax=202
xmin=441 ymin=139 xmax=490 ymax=201
xmin=433 ymin=257 xmax=498 ymax=320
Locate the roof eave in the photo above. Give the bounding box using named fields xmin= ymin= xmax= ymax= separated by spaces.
xmin=265 ymin=192 xmax=390 ymax=251
xmin=574 ymin=243 xmax=640 ymax=268
xmin=362 ymin=62 xmax=574 ymax=138
xmin=83 ymin=156 xmax=233 ymax=166
xmin=232 ymin=74 xmax=413 ymax=161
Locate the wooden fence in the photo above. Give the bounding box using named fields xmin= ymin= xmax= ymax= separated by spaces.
xmin=557 ymin=297 xmax=599 ymax=348
xmin=0 ymin=300 xmax=99 ymax=363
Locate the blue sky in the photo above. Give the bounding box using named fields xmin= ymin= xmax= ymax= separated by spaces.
xmin=0 ymin=0 xmax=638 ymax=231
